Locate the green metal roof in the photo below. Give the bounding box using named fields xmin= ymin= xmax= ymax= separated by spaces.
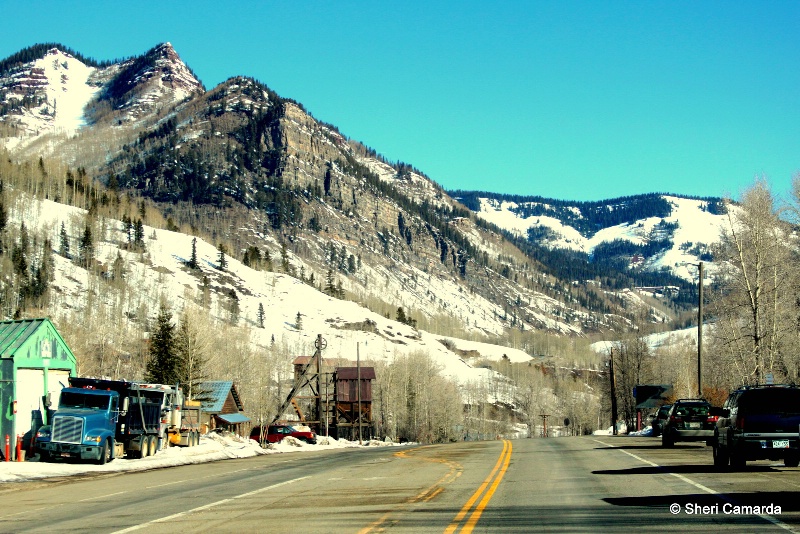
xmin=0 ymin=318 xmax=74 ymax=362
xmin=0 ymin=319 xmax=47 ymax=357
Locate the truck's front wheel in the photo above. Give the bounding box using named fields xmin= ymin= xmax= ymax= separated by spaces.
xmin=96 ymin=440 xmax=112 ymax=465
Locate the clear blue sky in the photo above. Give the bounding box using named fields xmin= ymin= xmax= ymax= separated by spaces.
xmin=3 ymin=1 xmax=799 ymax=201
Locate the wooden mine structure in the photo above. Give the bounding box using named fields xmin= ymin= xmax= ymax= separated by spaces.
xmin=273 ymin=335 xmax=375 ymax=441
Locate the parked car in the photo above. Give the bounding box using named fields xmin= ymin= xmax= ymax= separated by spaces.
xmin=661 ymin=399 xmax=717 ymax=447
xmin=713 ymin=384 xmax=800 ymax=469
xmin=651 ymin=404 xmax=672 ymax=437
xmin=250 ymin=425 xmax=317 ymax=445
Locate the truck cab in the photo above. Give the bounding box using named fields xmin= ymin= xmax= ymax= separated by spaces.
xmin=36 ymin=387 xmax=119 ymax=464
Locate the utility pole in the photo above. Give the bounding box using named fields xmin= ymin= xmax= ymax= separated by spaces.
xmin=539 ymin=414 xmax=550 ymax=437
xmin=609 ymin=347 xmax=618 ymax=436
xmin=315 ymin=334 xmax=326 ymax=434
xmin=697 ymin=261 xmax=704 ymax=398
xmin=357 ymin=343 xmax=362 ymax=445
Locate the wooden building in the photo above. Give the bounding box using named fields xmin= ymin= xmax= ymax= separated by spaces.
xmin=333 ymin=366 xmax=376 ymax=441
xmin=198 ymin=381 xmax=250 ymax=435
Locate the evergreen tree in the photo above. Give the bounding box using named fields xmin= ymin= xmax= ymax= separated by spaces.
xmin=146 ymin=302 xmax=180 ymax=385
xmin=59 ymin=222 xmax=70 ymax=258
xmin=134 ymin=219 xmax=145 ymax=248
xmin=19 ymin=222 xmax=28 ymax=254
xmin=280 ymin=241 xmax=289 ymax=273
xmin=217 ymin=243 xmax=227 ymax=270
xmin=324 ymin=166 xmax=332 ymax=196
xmin=189 ymin=238 xmax=198 ymax=269
xmin=324 ymin=268 xmax=336 ymax=296
xmin=296 ymin=311 xmax=302 ymax=330
xmin=79 ymin=224 xmax=93 ymax=267
xmin=257 ymin=302 xmax=265 ymax=328
xmin=123 ymin=215 xmax=133 ymax=246
xmin=11 ymin=242 xmax=27 ymax=277
xmin=0 ymin=199 xmax=6 ymax=255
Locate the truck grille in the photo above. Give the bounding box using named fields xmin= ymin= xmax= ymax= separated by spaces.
xmin=52 ymin=416 xmax=84 ymax=444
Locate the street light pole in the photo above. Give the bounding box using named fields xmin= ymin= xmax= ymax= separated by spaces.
xmin=697 ymin=262 xmax=703 ymax=398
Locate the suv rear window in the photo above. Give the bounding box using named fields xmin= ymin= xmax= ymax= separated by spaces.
xmin=674 ymin=404 xmax=709 ymax=417
xmin=739 ymin=389 xmax=800 ymax=415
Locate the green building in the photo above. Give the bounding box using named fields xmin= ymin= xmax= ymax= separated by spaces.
xmin=0 ymin=318 xmax=77 ymax=459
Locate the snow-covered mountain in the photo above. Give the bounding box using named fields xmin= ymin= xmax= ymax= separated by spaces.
xmin=0 ymin=42 xmax=708 ymax=359
xmin=461 ymin=192 xmax=728 ymax=283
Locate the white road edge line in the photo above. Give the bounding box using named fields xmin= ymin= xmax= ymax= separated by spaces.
xmin=110 ymin=475 xmax=311 ymax=533
xmin=593 ymin=439 xmax=798 ymax=533
xmin=78 ymin=490 xmax=127 ymax=502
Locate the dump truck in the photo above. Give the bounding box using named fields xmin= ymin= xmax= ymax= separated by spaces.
xmin=35 ymin=377 xmax=201 ymax=464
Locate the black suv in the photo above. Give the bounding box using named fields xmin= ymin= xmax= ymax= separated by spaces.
xmin=661 ymin=399 xmax=716 ymax=447
xmin=713 ymin=385 xmax=800 ymax=469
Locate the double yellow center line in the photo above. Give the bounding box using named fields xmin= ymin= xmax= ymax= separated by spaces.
xmin=445 ymin=439 xmax=512 ymax=533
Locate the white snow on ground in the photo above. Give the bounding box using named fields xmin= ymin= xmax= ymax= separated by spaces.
xmin=590 ymin=325 xmax=699 ymax=355
xmin=0 ymin=431 xmax=406 ymax=483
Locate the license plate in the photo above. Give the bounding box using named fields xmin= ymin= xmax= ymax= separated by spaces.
xmin=59 ymin=453 xmax=72 ymax=457
xmin=687 ymin=422 xmax=701 ymax=429
xmin=773 ymin=440 xmax=790 ymax=449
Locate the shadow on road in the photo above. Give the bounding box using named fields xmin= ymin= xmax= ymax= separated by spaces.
xmin=593 ymin=443 xmax=708 ymax=451
xmin=593 ymin=464 xmax=777 ymax=475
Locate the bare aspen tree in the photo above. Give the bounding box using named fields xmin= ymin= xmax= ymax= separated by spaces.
xmin=711 ymin=179 xmax=796 ymax=384
xmin=175 ymin=305 xmax=213 ymax=400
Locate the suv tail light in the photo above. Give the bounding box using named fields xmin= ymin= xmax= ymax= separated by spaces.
xmin=736 ymin=416 xmax=745 ymax=430
xmin=707 ymin=415 xmax=719 ymax=423
xmin=670 ymin=415 xmax=682 ymax=423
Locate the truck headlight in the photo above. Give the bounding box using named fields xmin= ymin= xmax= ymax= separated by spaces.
xmin=85 ymin=436 xmax=103 ymax=443
xmin=36 ymin=428 xmax=51 ymax=439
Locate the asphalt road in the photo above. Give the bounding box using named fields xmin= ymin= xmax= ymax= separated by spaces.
xmin=1 ymin=436 xmax=799 ymax=533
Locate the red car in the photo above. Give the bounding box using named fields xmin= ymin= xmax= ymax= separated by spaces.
xmin=250 ymin=425 xmax=317 ymax=445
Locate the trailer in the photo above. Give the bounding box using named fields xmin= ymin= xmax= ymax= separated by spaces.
xmin=152 ymin=386 xmax=202 ymax=447
xmin=36 ymin=378 xmax=201 ymax=464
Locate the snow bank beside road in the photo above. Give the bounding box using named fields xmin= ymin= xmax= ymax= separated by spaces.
xmin=0 ymin=431 xmax=404 ymax=483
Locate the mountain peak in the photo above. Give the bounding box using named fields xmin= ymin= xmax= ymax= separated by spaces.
xmin=101 ymin=42 xmax=203 ymax=120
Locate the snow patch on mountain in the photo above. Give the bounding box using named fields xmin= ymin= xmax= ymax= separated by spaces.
xmin=1 ymin=48 xmax=99 ymax=145
xmin=475 ymin=195 xmax=728 ymax=282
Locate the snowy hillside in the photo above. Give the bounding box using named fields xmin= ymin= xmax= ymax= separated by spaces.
xmin=474 ymin=195 xmax=728 ymax=282
xmin=17 ymin=192 xmax=533 ymax=390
